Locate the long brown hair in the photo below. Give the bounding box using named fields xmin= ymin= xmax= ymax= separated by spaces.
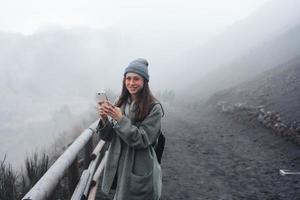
xmin=115 ymin=76 xmax=157 ymax=122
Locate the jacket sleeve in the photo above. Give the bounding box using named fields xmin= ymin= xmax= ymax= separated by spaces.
xmin=112 ymin=104 xmax=163 ymax=149
xmin=96 ymin=119 xmax=115 ymax=142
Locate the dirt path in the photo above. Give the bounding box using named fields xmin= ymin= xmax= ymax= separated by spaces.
xmin=161 ymin=106 xmax=300 ymax=200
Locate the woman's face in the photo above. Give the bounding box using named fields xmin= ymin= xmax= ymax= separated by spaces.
xmin=125 ymin=72 xmax=144 ymax=96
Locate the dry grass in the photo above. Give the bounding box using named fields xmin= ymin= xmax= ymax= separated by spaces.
xmin=0 ymin=156 xmax=18 ymax=200
xmin=20 ymin=152 xmax=49 ymax=195
xmin=1 ymin=110 xmax=98 ymax=199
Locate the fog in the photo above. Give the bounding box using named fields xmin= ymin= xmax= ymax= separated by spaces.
xmin=0 ymin=0 xmax=272 ymax=92
xmin=1 ymin=0 xmax=300 ymax=168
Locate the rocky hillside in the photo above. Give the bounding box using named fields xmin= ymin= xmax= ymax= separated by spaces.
xmin=208 ymin=55 xmax=300 ymax=124
xmin=187 ymin=22 xmax=300 ymax=100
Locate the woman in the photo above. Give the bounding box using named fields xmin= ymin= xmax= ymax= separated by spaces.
xmin=97 ymin=58 xmax=163 ymax=200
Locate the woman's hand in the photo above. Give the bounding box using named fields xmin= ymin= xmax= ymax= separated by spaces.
xmin=97 ymin=101 xmax=109 ymax=121
xmin=103 ymin=103 xmax=123 ymax=122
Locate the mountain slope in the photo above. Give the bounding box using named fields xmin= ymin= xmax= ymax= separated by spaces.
xmin=171 ymin=0 xmax=300 ymax=90
xmin=188 ymin=23 xmax=300 ymax=99
xmin=0 ymin=27 xmax=123 ymax=101
xmin=209 ymin=55 xmax=300 ymax=123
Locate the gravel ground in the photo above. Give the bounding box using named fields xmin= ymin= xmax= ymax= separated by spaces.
xmin=96 ymin=104 xmax=300 ymax=200
xmin=161 ymin=105 xmax=300 ymax=200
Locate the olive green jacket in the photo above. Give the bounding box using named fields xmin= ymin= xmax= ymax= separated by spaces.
xmin=97 ymin=102 xmax=163 ymax=200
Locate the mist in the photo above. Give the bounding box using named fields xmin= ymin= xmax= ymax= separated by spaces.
xmin=1 ymin=0 xmax=300 ymax=169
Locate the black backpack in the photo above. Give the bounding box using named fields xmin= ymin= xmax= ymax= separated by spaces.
xmin=152 ymin=130 xmax=165 ymax=164
xmin=150 ymin=102 xmax=165 ymax=164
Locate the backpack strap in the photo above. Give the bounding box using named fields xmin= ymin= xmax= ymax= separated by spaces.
xmin=149 ymin=101 xmax=165 ymax=117
xmin=149 ymin=101 xmax=164 ymax=144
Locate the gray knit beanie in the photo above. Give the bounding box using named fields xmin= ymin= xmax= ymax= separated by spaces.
xmin=124 ymin=58 xmax=149 ymax=81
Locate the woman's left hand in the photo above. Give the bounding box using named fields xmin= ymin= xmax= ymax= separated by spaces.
xmin=103 ymin=104 xmax=123 ymax=122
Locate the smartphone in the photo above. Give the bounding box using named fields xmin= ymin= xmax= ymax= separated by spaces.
xmin=97 ymin=91 xmax=115 ymax=108
xmin=97 ymin=91 xmax=108 ymax=102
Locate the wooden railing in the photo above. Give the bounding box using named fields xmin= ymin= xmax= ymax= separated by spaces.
xmin=22 ymin=119 xmax=107 ymax=200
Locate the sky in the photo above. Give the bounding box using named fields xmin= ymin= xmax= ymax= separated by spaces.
xmin=0 ymin=0 xmax=272 ymax=93
xmin=1 ymin=0 xmax=270 ymax=37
